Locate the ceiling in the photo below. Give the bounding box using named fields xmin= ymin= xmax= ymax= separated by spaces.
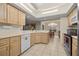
xmin=11 ymin=3 xmax=76 ymax=22
xmin=31 ymin=3 xmax=65 ymax=11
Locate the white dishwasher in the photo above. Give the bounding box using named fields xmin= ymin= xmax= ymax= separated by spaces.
xmin=21 ymin=32 xmax=30 ymax=53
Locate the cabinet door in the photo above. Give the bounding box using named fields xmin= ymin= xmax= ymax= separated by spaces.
xmin=41 ymin=33 xmax=49 ymax=44
xmin=67 ymin=8 xmax=77 ymax=26
xmin=72 ymin=44 xmax=77 ymax=56
xmin=0 ymin=4 xmax=7 ymax=23
xmin=0 ymin=45 xmax=9 ymax=56
xmin=35 ymin=33 xmax=41 ymax=43
xmin=18 ymin=11 xmax=25 ymax=25
xmin=72 ymin=38 xmax=77 ymax=56
xmin=10 ymin=36 xmax=21 ymax=56
xmin=7 ymin=5 xmax=18 ymax=25
xmin=30 ymin=33 xmax=35 ymax=46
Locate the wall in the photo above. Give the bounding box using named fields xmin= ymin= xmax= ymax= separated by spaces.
xmin=35 ymin=22 xmax=41 ymax=30
xmin=41 ymin=20 xmax=60 ymax=31
xmin=60 ymin=17 xmax=68 ymax=45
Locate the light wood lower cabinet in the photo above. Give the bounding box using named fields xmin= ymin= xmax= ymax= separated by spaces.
xmin=72 ymin=44 xmax=77 ymax=56
xmin=72 ymin=37 xmax=77 ymax=56
xmin=30 ymin=32 xmax=49 ymax=46
xmin=41 ymin=33 xmax=49 ymax=44
xmin=30 ymin=33 xmax=35 ymax=46
xmin=0 ymin=45 xmax=9 ymax=56
xmin=35 ymin=33 xmax=41 ymax=43
xmin=10 ymin=36 xmax=21 ymax=56
xmin=0 ymin=38 xmax=9 ymax=56
xmin=0 ymin=36 xmax=21 ymax=56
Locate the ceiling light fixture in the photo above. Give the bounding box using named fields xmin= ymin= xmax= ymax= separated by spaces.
xmin=42 ymin=9 xmax=58 ymax=14
xmin=20 ymin=3 xmax=32 ymax=13
xmin=48 ymin=23 xmax=57 ymax=26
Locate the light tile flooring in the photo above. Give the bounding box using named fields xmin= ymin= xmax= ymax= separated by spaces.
xmin=21 ymin=34 xmax=67 ymax=56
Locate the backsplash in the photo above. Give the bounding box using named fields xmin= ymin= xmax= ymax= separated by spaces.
xmin=0 ymin=25 xmax=21 ymax=30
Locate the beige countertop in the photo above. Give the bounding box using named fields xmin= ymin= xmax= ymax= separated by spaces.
xmin=28 ymin=30 xmax=49 ymax=33
xmin=0 ymin=30 xmax=22 ymax=39
xmin=0 ymin=30 xmax=49 ymax=39
xmin=72 ymin=36 xmax=77 ymax=39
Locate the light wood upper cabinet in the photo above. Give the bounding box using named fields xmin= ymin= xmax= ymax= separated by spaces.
xmin=18 ymin=11 xmax=25 ymax=25
xmin=68 ymin=12 xmax=73 ymax=26
xmin=0 ymin=4 xmax=7 ymax=23
xmin=0 ymin=4 xmax=26 ymax=26
xmin=10 ymin=36 xmax=21 ymax=56
xmin=67 ymin=8 xmax=77 ymax=26
xmin=7 ymin=5 xmax=18 ymax=25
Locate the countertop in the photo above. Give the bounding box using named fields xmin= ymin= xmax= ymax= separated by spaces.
xmin=0 ymin=29 xmax=49 ymax=39
xmin=0 ymin=30 xmax=21 ymax=39
xmin=72 ymin=36 xmax=77 ymax=39
xmin=23 ymin=30 xmax=49 ymax=33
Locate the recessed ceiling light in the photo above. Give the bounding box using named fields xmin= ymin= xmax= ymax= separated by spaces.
xmin=42 ymin=9 xmax=58 ymax=14
xmin=20 ymin=3 xmax=32 ymax=13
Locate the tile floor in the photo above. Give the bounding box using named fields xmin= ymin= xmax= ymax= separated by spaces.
xmin=21 ymin=33 xmax=67 ymax=56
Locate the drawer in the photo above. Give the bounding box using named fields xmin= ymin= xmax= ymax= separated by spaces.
xmin=72 ymin=39 xmax=77 ymax=46
xmin=0 ymin=38 xmax=9 ymax=47
xmin=10 ymin=36 xmax=21 ymax=43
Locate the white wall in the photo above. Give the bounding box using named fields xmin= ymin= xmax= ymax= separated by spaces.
xmin=60 ymin=17 xmax=68 ymax=45
xmin=41 ymin=20 xmax=60 ymax=30
xmin=36 ymin=22 xmax=41 ymax=30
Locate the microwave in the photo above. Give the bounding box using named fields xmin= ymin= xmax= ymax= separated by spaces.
xmin=67 ymin=29 xmax=77 ymax=36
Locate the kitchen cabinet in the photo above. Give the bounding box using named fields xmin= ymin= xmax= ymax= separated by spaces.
xmin=72 ymin=44 xmax=77 ymax=56
xmin=0 ymin=4 xmax=7 ymax=23
xmin=0 ymin=38 xmax=9 ymax=56
xmin=35 ymin=33 xmax=41 ymax=43
xmin=0 ymin=36 xmax=21 ymax=56
xmin=67 ymin=8 xmax=77 ymax=26
xmin=0 ymin=45 xmax=9 ymax=56
xmin=41 ymin=33 xmax=49 ymax=44
xmin=7 ymin=5 xmax=18 ymax=25
xmin=18 ymin=11 xmax=25 ymax=25
xmin=30 ymin=33 xmax=35 ymax=46
xmin=10 ymin=36 xmax=21 ymax=56
xmin=72 ymin=37 xmax=77 ymax=56
xmin=0 ymin=4 xmax=25 ymax=26
xmin=67 ymin=10 xmax=73 ymax=26
xmin=30 ymin=32 xmax=49 ymax=46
